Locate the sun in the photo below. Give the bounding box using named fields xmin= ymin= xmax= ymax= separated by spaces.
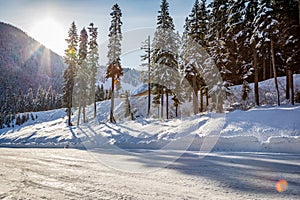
xmin=29 ymin=17 xmax=65 ymax=55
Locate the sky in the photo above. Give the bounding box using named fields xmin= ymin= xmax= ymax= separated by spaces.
xmin=0 ymin=0 xmax=212 ymax=68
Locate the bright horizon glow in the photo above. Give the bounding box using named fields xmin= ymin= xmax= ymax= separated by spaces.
xmin=29 ymin=17 xmax=65 ymax=55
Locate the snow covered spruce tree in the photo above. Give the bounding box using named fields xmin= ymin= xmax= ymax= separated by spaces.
xmin=246 ymin=2 xmax=260 ymax=106
xmin=224 ymin=0 xmax=247 ymax=84
xmin=124 ymin=91 xmax=133 ymax=120
xmin=106 ymin=4 xmax=123 ymax=123
xmin=209 ymin=0 xmax=228 ymax=40
xmin=151 ymin=0 xmax=180 ymax=119
xmin=25 ymin=88 xmax=35 ymax=112
xmin=241 ymin=0 xmax=258 ymax=82
xmin=276 ymin=0 xmax=300 ymax=105
xmin=189 ymin=0 xmax=208 ymax=47
xmin=252 ymin=0 xmax=281 ymax=106
xmin=87 ymin=23 xmax=99 ymax=118
xmin=224 ymin=0 xmax=260 ymax=105
xmin=76 ymin=28 xmax=89 ymax=125
xmin=207 ymin=0 xmax=231 ymax=82
xmin=207 ymin=0 xmax=229 ymax=80
xmin=62 ymin=21 xmax=78 ymax=126
xmin=194 ymin=0 xmax=229 ymax=113
xmin=95 ymin=84 xmax=105 ymax=102
xmin=181 ymin=0 xmax=208 ymax=114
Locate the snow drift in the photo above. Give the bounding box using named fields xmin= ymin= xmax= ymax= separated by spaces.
xmin=0 ymin=95 xmax=299 ymax=153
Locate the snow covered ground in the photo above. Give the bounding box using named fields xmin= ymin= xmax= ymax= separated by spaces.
xmin=0 ymin=75 xmax=299 ymax=153
xmin=0 ymin=76 xmax=299 ymax=199
xmin=0 ymin=148 xmax=299 ymax=199
xmin=0 ymin=93 xmax=300 ymax=153
xmin=228 ymin=74 xmax=300 ymax=108
xmin=0 ymin=97 xmax=299 ymax=153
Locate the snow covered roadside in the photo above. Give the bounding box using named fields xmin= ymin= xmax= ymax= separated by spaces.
xmin=212 ymin=105 xmax=300 ymax=153
xmin=0 ymin=97 xmax=299 ymax=153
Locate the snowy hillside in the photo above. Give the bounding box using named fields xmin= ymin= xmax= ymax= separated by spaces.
xmin=97 ymin=66 xmax=142 ymax=94
xmin=0 ymin=22 xmax=65 ymax=94
xmin=227 ymin=75 xmax=300 ymax=109
xmin=0 ymin=95 xmax=299 ymax=153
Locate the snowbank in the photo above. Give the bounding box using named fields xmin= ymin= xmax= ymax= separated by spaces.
xmin=0 ymin=96 xmax=299 ymax=153
xmin=227 ymin=74 xmax=300 ymax=108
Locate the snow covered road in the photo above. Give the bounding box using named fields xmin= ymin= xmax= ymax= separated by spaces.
xmin=0 ymin=148 xmax=299 ymax=199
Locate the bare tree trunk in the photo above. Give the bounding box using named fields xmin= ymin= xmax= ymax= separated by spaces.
xmin=110 ymin=77 xmax=116 ymax=123
xmin=83 ymin=106 xmax=86 ymax=123
xmin=148 ymin=84 xmax=151 ymax=116
xmin=271 ymin=39 xmax=280 ymax=106
xmin=67 ymin=107 xmax=72 ymax=126
xmin=192 ymin=76 xmax=199 ymax=115
xmin=94 ymin=100 xmax=97 ymax=119
xmin=270 ymin=56 xmax=273 ymax=79
xmin=217 ymin=93 xmax=224 ymax=113
xmin=268 ymin=51 xmax=273 ymax=79
xmin=193 ymin=91 xmax=198 ymax=115
xmin=206 ymin=88 xmax=209 ymax=110
xmin=147 ymin=36 xmax=151 ymax=116
xmin=263 ymin=58 xmax=267 ymax=81
xmin=253 ymin=41 xmax=259 ymax=106
xmin=290 ymin=69 xmax=294 ymax=105
xmin=166 ymin=92 xmax=169 ymax=119
xmin=286 ymin=67 xmax=290 ymax=100
xmin=68 ymin=94 xmax=72 ymax=126
xmin=160 ymin=87 xmax=164 ymax=119
xmin=200 ymin=89 xmax=203 ymax=112
xmin=77 ymin=106 xmax=81 ymax=126
xmin=188 ymin=89 xmax=192 ymax=102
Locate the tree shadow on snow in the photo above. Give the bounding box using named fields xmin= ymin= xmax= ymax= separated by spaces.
xmin=89 ymin=148 xmax=300 ymax=197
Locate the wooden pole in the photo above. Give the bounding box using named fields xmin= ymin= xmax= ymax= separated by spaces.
xmin=147 ymin=35 xmax=151 ymax=116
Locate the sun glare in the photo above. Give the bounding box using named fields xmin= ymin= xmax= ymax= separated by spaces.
xmin=29 ymin=17 xmax=65 ymax=55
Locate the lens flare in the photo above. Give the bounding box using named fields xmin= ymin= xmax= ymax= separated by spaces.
xmin=275 ymin=179 xmax=288 ymax=193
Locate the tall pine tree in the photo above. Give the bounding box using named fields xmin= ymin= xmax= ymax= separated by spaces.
xmin=77 ymin=28 xmax=89 ymax=125
xmin=87 ymin=23 xmax=99 ymax=118
xmin=276 ymin=0 xmax=300 ymax=105
xmin=252 ymin=0 xmax=281 ymax=105
xmin=106 ymin=4 xmax=123 ymax=123
xmin=62 ymin=22 xmax=78 ymax=126
xmin=181 ymin=0 xmax=208 ymax=114
xmin=209 ymin=0 xmax=229 ymax=40
xmin=151 ymin=0 xmax=180 ymax=119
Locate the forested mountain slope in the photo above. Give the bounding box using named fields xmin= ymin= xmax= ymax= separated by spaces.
xmin=0 ymin=22 xmax=65 ymax=96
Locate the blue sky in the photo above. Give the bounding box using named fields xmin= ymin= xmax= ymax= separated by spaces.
xmin=0 ymin=0 xmax=212 ymax=68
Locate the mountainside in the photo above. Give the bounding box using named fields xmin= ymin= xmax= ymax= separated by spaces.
xmin=0 ymin=22 xmax=65 ymax=96
xmin=98 ymin=66 xmax=142 ymax=93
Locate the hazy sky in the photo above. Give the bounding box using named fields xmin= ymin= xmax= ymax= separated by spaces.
xmin=0 ymin=0 xmax=212 ymax=68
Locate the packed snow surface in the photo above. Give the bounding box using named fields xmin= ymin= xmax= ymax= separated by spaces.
xmin=0 ymin=148 xmax=299 ymax=199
